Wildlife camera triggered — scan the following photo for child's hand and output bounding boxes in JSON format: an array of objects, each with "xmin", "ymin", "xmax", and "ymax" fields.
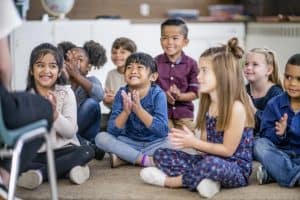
[
  {"xmin": 65, "ymin": 51, "xmax": 80, "ymax": 78},
  {"xmin": 275, "ymin": 113, "xmax": 288, "ymax": 136},
  {"xmin": 46, "ymin": 91, "xmax": 59, "ymax": 120},
  {"xmin": 103, "ymin": 88, "xmax": 115, "ymax": 105},
  {"xmin": 121, "ymin": 90, "xmax": 132, "ymax": 115},
  {"xmin": 131, "ymin": 90, "xmax": 142, "ymax": 113},
  {"xmin": 168, "ymin": 126, "xmax": 196, "ymax": 149},
  {"xmin": 166, "ymin": 91, "xmax": 175, "ymax": 105},
  {"xmin": 170, "ymin": 84, "xmax": 181, "ymax": 100}
]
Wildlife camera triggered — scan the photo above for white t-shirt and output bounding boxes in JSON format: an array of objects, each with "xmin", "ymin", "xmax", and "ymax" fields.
[{"xmin": 0, "ymin": 0, "xmax": 22, "ymax": 39}]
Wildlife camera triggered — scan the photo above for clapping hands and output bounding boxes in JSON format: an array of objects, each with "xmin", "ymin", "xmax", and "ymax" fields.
[
  {"xmin": 168, "ymin": 126, "xmax": 196, "ymax": 149},
  {"xmin": 121, "ymin": 90, "xmax": 142, "ymax": 114},
  {"xmin": 45, "ymin": 90, "xmax": 59, "ymax": 120},
  {"xmin": 166, "ymin": 84, "xmax": 181, "ymax": 105}
]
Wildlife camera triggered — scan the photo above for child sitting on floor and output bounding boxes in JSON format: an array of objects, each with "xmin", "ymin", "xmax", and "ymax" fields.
[
  {"xmin": 140, "ymin": 38, "xmax": 255, "ymax": 198},
  {"xmin": 95, "ymin": 52, "xmax": 172, "ymax": 168}
]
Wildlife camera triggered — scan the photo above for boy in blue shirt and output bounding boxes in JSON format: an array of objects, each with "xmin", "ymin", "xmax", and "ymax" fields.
[
  {"xmin": 95, "ymin": 52, "xmax": 171, "ymax": 168},
  {"xmin": 254, "ymin": 53, "xmax": 300, "ymax": 187}
]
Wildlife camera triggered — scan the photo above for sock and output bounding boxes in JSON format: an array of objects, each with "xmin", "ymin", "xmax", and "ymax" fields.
[{"xmin": 141, "ymin": 155, "xmax": 153, "ymax": 167}]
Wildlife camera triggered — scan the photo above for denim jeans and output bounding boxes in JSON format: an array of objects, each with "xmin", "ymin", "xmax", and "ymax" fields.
[
  {"xmin": 77, "ymin": 98, "xmax": 101, "ymax": 142},
  {"xmin": 253, "ymin": 138, "xmax": 300, "ymax": 187},
  {"xmin": 95, "ymin": 132, "xmax": 172, "ymax": 164}
]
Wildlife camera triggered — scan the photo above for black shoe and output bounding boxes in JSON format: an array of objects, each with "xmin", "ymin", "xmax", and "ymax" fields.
[{"xmin": 91, "ymin": 144, "xmax": 105, "ymax": 160}]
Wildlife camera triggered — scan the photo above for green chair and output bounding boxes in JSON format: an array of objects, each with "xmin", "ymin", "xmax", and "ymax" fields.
[{"xmin": 0, "ymin": 101, "xmax": 58, "ymax": 200}]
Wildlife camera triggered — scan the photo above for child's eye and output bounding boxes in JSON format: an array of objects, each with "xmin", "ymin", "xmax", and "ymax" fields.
[
  {"xmin": 50, "ymin": 64, "xmax": 58, "ymax": 69},
  {"xmin": 285, "ymin": 75, "xmax": 292, "ymax": 80},
  {"xmin": 36, "ymin": 63, "xmax": 44, "ymax": 68}
]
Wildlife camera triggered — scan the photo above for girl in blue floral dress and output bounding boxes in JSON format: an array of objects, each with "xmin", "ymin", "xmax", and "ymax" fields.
[{"xmin": 140, "ymin": 38, "xmax": 255, "ymax": 198}]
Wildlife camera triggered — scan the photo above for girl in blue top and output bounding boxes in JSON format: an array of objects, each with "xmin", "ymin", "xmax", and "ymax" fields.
[
  {"xmin": 95, "ymin": 52, "xmax": 172, "ymax": 168},
  {"xmin": 140, "ymin": 38, "xmax": 255, "ymax": 198}
]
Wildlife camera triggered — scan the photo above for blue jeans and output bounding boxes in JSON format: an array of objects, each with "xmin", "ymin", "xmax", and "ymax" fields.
[
  {"xmin": 253, "ymin": 138, "xmax": 300, "ymax": 187},
  {"xmin": 95, "ymin": 132, "xmax": 172, "ymax": 164},
  {"xmin": 77, "ymin": 98, "xmax": 101, "ymax": 142}
]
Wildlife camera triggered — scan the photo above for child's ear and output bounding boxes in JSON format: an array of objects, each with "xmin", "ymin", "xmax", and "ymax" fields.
[
  {"xmin": 184, "ymin": 38, "xmax": 189, "ymax": 46},
  {"xmin": 150, "ymin": 72, "xmax": 158, "ymax": 82},
  {"xmin": 266, "ymin": 64, "xmax": 273, "ymax": 76}
]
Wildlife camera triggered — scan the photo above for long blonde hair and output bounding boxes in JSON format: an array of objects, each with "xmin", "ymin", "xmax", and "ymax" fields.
[
  {"xmin": 196, "ymin": 38, "xmax": 255, "ymax": 132},
  {"xmin": 247, "ymin": 48, "xmax": 282, "ymax": 87}
]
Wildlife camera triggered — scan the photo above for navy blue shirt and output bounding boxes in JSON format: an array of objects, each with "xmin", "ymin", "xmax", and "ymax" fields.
[
  {"xmin": 261, "ymin": 92, "xmax": 300, "ymax": 154},
  {"xmin": 246, "ymin": 84, "xmax": 283, "ymax": 136},
  {"xmin": 107, "ymin": 84, "xmax": 169, "ymax": 142}
]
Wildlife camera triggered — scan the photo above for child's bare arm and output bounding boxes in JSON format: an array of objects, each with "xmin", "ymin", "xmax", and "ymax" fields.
[{"xmin": 185, "ymin": 101, "xmax": 246, "ymax": 157}]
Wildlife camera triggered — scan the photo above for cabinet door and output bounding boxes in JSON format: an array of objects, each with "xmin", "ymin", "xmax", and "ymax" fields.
[
  {"xmin": 53, "ymin": 21, "xmax": 91, "ymax": 46},
  {"xmin": 90, "ymin": 19, "xmax": 131, "ymax": 84},
  {"xmin": 10, "ymin": 22, "xmax": 54, "ymax": 90}
]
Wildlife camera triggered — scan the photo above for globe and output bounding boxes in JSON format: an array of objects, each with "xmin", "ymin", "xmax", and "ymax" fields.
[{"xmin": 41, "ymin": 0, "xmax": 75, "ymax": 19}]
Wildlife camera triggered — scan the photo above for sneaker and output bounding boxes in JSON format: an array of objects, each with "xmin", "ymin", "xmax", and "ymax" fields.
[
  {"xmin": 109, "ymin": 153, "xmax": 128, "ymax": 168},
  {"xmin": 91, "ymin": 143, "xmax": 105, "ymax": 160},
  {"xmin": 69, "ymin": 165, "xmax": 90, "ymax": 185},
  {"xmin": 256, "ymin": 165, "xmax": 270, "ymax": 185},
  {"xmin": 140, "ymin": 167, "xmax": 166, "ymax": 187},
  {"xmin": 17, "ymin": 170, "xmax": 43, "ymax": 190},
  {"xmin": 197, "ymin": 179, "xmax": 220, "ymax": 198}
]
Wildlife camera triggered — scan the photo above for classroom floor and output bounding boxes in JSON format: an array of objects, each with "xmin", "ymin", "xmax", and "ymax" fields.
[{"xmin": 16, "ymin": 156, "xmax": 300, "ymax": 200}]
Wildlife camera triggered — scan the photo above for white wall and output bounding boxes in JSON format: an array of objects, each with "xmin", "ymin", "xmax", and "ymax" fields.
[{"xmin": 10, "ymin": 20, "xmax": 245, "ymax": 114}]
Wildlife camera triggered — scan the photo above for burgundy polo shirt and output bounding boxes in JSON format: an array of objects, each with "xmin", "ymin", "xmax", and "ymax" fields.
[{"xmin": 155, "ymin": 52, "xmax": 199, "ymax": 119}]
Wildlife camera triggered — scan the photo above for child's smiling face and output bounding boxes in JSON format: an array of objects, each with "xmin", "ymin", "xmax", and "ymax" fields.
[
  {"xmin": 284, "ymin": 64, "xmax": 300, "ymax": 99},
  {"xmin": 32, "ymin": 53, "xmax": 59, "ymax": 90}
]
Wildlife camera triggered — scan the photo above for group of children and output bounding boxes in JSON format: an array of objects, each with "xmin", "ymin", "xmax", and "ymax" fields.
[{"xmin": 15, "ymin": 17, "xmax": 300, "ymax": 198}]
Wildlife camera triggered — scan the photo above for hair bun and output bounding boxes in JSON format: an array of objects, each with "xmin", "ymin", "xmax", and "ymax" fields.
[{"xmin": 227, "ymin": 37, "xmax": 244, "ymax": 59}]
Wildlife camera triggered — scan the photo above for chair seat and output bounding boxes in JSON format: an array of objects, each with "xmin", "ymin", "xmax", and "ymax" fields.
[{"xmin": 0, "ymin": 119, "xmax": 48, "ymax": 147}]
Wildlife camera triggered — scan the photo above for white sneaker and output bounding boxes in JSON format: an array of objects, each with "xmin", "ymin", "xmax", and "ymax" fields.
[
  {"xmin": 17, "ymin": 170, "xmax": 43, "ymax": 190},
  {"xmin": 197, "ymin": 178, "xmax": 221, "ymax": 198},
  {"xmin": 69, "ymin": 165, "xmax": 90, "ymax": 185},
  {"xmin": 140, "ymin": 167, "xmax": 166, "ymax": 187}
]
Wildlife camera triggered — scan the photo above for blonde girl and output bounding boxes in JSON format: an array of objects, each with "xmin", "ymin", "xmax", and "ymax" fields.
[{"xmin": 244, "ymin": 48, "xmax": 283, "ymax": 137}]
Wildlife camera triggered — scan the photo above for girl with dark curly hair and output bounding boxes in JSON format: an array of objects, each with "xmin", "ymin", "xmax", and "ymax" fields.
[{"xmin": 65, "ymin": 40, "xmax": 107, "ymax": 159}]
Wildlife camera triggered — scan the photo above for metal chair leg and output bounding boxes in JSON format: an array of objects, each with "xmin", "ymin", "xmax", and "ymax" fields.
[
  {"xmin": 45, "ymin": 134, "xmax": 58, "ymax": 200},
  {"xmin": 7, "ymin": 127, "xmax": 58, "ymax": 200},
  {"xmin": 7, "ymin": 139, "xmax": 23, "ymax": 200}
]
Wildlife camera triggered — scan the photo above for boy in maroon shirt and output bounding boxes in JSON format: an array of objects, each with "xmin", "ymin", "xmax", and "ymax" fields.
[{"xmin": 155, "ymin": 18, "xmax": 199, "ymax": 132}]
